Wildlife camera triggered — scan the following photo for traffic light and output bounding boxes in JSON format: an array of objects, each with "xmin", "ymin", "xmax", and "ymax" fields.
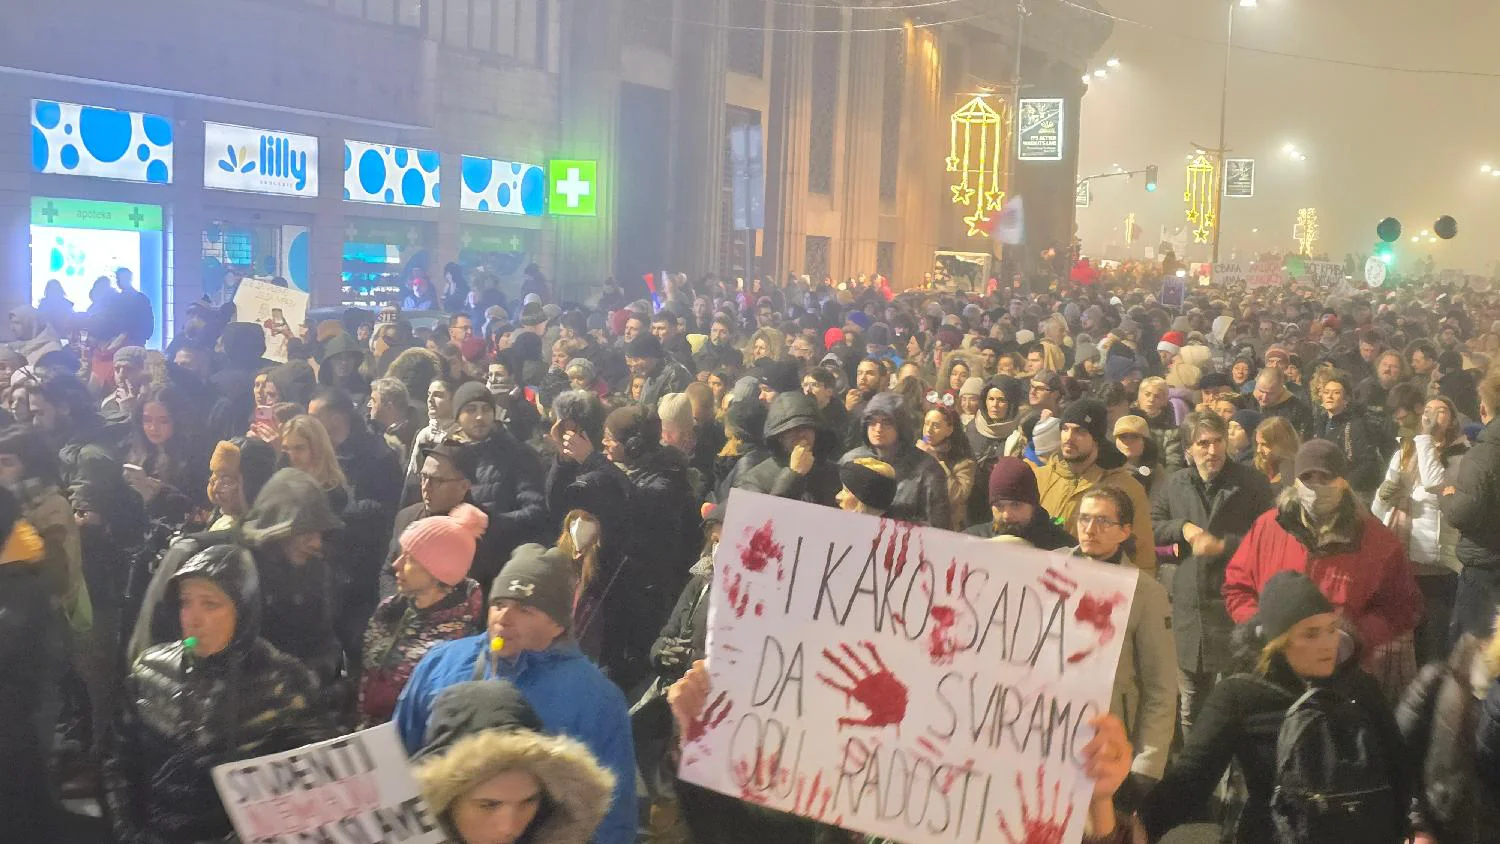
[
  {"xmin": 1374, "ymin": 242, "xmax": 1394, "ymax": 265},
  {"xmin": 1144, "ymin": 165, "xmax": 1159, "ymax": 192}
]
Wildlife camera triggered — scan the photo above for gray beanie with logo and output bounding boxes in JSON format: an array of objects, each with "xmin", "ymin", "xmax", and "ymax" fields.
[{"xmin": 489, "ymin": 543, "xmax": 574, "ymax": 630}]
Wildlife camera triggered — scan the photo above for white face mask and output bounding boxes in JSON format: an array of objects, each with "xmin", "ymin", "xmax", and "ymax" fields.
[
  {"xmin": 569, "ymin": 518, "xmax": 599, "ymax": 552},
  {"xmin": 1294, "ymin": 479, "xmax": 1343, "ymax": 518}
]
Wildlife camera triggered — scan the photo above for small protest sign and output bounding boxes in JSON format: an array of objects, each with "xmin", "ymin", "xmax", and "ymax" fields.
[
  {"xmin": 234, "ymin": 277, "xmax": 309, "ymax": 363},
  {"xmin": 678, "ymin": 490, "xmax": 1139, "ymax": 844},
  {"xmin": 212, "ymin": 722, "xmax": 444, "ymax": 844}
]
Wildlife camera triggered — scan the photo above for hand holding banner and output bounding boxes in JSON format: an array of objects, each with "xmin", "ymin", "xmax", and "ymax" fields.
[{"xmin": 678, "ymin": 490, "xmax": 1138, "ymax": 844}]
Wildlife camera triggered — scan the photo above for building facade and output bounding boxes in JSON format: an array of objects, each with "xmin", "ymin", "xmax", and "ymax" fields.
[{"xmin": 0, "ymin": 0, "xmax": 1106, "ymax": 346}]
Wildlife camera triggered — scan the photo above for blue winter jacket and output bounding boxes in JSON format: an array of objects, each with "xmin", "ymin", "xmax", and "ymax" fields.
[{"xmin": 393, "ymin": 636, "xmax": 637, "ymax": 844}]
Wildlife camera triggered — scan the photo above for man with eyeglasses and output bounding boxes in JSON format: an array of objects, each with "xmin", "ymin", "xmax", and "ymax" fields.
[
  {"xmin": 380, "ymin": 441, "xmax": 475, "ymax": 600},
  {"xmin": 1027, "ymin": 369, "xmax": 1064, "ymax": 415},
  {"xmin": 1069, "ymin": 485, "xmax": 1176, "ymax": 813}
]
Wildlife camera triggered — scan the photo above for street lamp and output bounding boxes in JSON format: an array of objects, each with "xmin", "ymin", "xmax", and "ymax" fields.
[
  {"xmin": 1210, "ymin": 0, "xmax": 1258, "ymax": 266},
  {"xmin": 1106, "ymin": 57, "xmax": 1121, "ymax": 68}
]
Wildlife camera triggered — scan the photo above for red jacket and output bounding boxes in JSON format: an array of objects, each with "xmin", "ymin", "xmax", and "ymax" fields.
[{"xmin": 1224, "ymin": 506, "xmax": 1423, "ymax": 654}]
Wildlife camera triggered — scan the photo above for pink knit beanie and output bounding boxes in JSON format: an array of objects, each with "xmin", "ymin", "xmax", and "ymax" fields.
[{"xmin": 399, "ymin": 503, "xmax": 489, "ymax": 586}]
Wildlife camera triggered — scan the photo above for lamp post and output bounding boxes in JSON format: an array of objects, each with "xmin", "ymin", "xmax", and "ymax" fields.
[{"xmin": 1211, "ymin": 0, "xmax": 1256, "ymax": 265}]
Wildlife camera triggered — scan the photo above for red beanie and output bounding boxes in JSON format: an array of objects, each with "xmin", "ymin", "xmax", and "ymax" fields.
[
  {"xmin": 988, "ymin": 457, "xmax": 1040, "ymax": 507},
  {"xmin": 398, "ymin": 503, "xmax": 489, "ymax": 586},
  {"xmin": 824, "ymin": 327, "xmax": 845, "ymax": 349}
]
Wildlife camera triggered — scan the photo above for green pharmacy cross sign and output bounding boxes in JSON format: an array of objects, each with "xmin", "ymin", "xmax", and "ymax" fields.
[
  {"xmin": 547, "ymin": 160, "xmax": 597, "ymax": 217},
  {"xmin": 31, "ymin": 196, "xmax": 163, "ymax": 231}
]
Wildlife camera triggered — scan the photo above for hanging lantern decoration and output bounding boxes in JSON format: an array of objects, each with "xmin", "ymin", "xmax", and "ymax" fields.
[
  {"xmin": 1124, "ymin": 212, "xmax": 1138, "ymax": 245},
  {"xmin": 1185, "ymin": 153, "xmax": 1218, "ymax": 244},
  {"xmin": 1294, "ymin": 207, "xmax": 1319, "ymax": 256},
  {"xmin": 948, "ymin": 94, "xmax": 1011, "ymax": 237}
]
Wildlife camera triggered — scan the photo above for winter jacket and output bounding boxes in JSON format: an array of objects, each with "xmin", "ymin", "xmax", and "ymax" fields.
[
  {"xmin": 638, "ymin": 357, "xmax": 693, "ymax": 409},
  {"xmin": 1151, "ymin": 462, "xmax": 1276, "ymax": 673},
  {"xmin": 461, "ymin": 428, "xmax": 549, "ymax": 591},
  {"xmin": 393, "ymin": 636, "xmax": 637, "ymax": 844},
  {"xmin": 1224, "ymin": 488, "xmax": 1424, "ymax": 656},
  {"xmin": 332, "ymin": 425, "xmax": 404, "ymax": 622},
  {"xmin": 102, "ymin": 546, "xmax": 336, "ymax": 844},
  {"xmin": 1397, "ymin": 634, "xmax": 1500, "ymax": 843},
  {"xmin": 1132, "ymin": 405, "xmax": 1185, "ymax": 472},
  {"xmin": 963, "ymin": 507, "xmax": 1076, "ymax": 549},
  {"xmin": 415, "ymin": 727, "xmax": 616, "ymax": 844},
  {"xmin": 1141, "ymin": 656, "xmax": 1409, "ymax": 844},
  {"xmin": 840, "ymin": 393, "xmax": 952, "ymax": 528},
  {"xmin": 1312, "ymin": 408, "xmax": 1385, "ymax": 493},
  {"xmin": 1070, "ymin": 547, "xmax": 1177, "ymax": 781},
  {"xmin": 1372, "ymin": 434, "xmax": 1467, "ymax": 569},
  {"xmin": 735, "ymin": 392, "xmax": 842, "ymax": 507},
  {"xmin": 1033, "ymin": 453, "xmax": 1157, "ymax": 573},
  {"xmin": 650, "ymin": 556, "xmax": 713, "ymax": 681},
  {"xmin": 1477, "ymin": 670, "xmax": 1500, "ymax": 795},
  {"xmin": 0, "ymin": 524, "xmax": 58, "ymax": 839},
  {"xmin": 358, "ymin": 579, "xmax": 483, "ymax": 726},
  {"xmin": 694, "ymin": 341, "xmax": 744, "ymax": 375},
  {"xmin": 1442, "ymin": 417, "xmax": 1500, "ymax": 572},
  {"xmin": 1259, "ymin": 391, "xmax": 1315, "ymax": 441}
]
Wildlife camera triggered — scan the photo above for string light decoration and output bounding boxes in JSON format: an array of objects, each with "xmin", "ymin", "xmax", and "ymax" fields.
[
  {"xmin": 1184, "ymin": 153, "xmax": 1218, "ymax": 244},
  {"xmin": 948, "ymin": 94, "xmax": 1010, "ymax": 237},
  {"xmin": 1294, "ymin": 207, "xmax": 1319, "ymax": 255}
]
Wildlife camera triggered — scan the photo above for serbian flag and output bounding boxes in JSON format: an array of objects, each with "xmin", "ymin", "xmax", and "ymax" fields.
[{"xmin": 643, "ymin": 272, "xmax": 662, "ymax": 310}]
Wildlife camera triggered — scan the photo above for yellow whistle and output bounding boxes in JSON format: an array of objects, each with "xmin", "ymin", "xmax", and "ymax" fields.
[{"xmin": 490, "ymin": 636, "xmax": 505, "ymax": 653}]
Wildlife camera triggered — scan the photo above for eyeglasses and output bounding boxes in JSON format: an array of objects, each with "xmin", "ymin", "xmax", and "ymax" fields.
[
  {"xmin": 1029, "ymin": 384, "xmax": 1054, "ymax": 394},
  {"xmin": 1077, "ymin": 515, "xmax": 1123, "ymax": 531},
  {"xmin": 420, "ymin": 473, "xmax": 463, "ymax": 486}
]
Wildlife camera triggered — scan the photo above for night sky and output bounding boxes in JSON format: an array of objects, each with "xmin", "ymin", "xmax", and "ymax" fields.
[{"xmin": 1073, "ymin": 0, "xmax": 1500, "ymax": 275}]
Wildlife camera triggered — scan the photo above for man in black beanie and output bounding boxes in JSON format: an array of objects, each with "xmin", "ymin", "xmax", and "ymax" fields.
[
  {"xmin": 1033, "ymin": 398, "xmax": 1157, "ymax": 571},
  {"xmin": 966, "ymin": 456, "xmax": 1074, "ymax": 548},
  {"xmin": 626, "ymin": 333, "xmax": 692, "ymax": 409},
  {"xmin": 393, "ymin": 543, "xmax": 637, "ymax": 844}
]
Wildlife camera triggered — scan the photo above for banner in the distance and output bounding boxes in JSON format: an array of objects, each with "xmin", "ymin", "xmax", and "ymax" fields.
[{"xmin": 678, "ymin": 490, "xmax": 1138, "ymax": 844}]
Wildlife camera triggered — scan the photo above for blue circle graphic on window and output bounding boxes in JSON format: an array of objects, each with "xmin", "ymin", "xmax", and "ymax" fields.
[
  {"xmin": 137, "ymin": 144, "xmax": 151, "ymax": 162},
  {"xmin": 141, "ymin": 114, "xmax": 172, "ymax": 147},
  {"xmin": 287, "ymin": 232, "xmax": 310, "ymax": 291},
  {"xmin": 60, "ymin": 144, "xmax": 80, "ymax": 170},
  {"xmin": 462, "ymin": 156, "xmax": 493, "ymax": 194},
  {"xmin": 146, "ymin": 160, "xmax": 169, "ymax": 183},
  {"xmin": 359, "ymin": 149, "xmax": 387, "ymax": 195},
  {"xmin": 433, "ymin": 184, "xmax": 441, "ymax": 204},
  {"xmin": 79, "ymin": 106, "xmax": 133, "ymax": 163},
  {"xmin": 34, "ymin": 100, "xmax": 60, "ymax": 130},
  {"xmin": 401, "ymin": 168, "xmax": 427, "ymax": 206},
  {"xmin": 32, "ymin": 127, "xmax": 48, "ymax": 172},
  {"xmin": 417, "ymin": 150, "xmax": 440, "ymax": 173},
  {"xmin": 498, "ymin": 183, "xmax": 512, "ymax": 208},
  {"xmin": 394, "ymin": 147, "xmax": 410, "ymax": 168},
  {"xmin": 520, "ymin": 167, "xmax": 546, "ymax": 215}
]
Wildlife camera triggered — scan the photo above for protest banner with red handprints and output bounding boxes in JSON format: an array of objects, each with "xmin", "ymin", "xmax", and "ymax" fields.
[{"xmin": 678, "ymin": 490, "xmax": 1138, "ymax": 844}]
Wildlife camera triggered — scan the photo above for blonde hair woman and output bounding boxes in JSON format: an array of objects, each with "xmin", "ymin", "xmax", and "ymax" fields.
[
  {"xmin": 747, "ymin": 327, "xmax": 785, "ymax": 364},
  {"xmin": 1252, "ymin": 416, "xmax": 1300, "ymax": 490},
  {"xmin": 278, "ymin": 414, "xmax": 348, "ymax": 493}
]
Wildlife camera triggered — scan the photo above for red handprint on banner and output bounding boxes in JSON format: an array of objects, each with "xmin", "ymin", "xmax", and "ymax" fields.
[
  {"xmin": 684, "ymin": 691, "xmax": 732, "ymax": 745},
  {"xmin": 816, "ymin": 641, "xmax": 909, "ymax": 729},
  {"xmin": 996, "ymin": 767, "xmax": 1074, "ymax": 844}
]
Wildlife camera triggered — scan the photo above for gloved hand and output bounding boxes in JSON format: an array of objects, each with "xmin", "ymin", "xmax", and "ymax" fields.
[
  {"xmin": 656, "ymin": 639, "xmax": 693, "ymax": 670},
  {"xmin": 1377, "ymin": 479, "xmax": 1400, "ymax": 502}
]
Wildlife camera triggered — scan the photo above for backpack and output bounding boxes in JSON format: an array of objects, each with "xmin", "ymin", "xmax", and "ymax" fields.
[{"xmin": 1269, "ymin": 685, "xmax": 1400, "ymax": 844}]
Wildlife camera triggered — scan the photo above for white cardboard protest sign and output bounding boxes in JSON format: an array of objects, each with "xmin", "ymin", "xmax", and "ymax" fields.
[
  {"xmin": 233, "ymin": 277, "xmax": 309, "ymax": 363},
  {"xmin": 212, "ymin": 722, "xmax": 444, "ymax": 844},
  {"xmin": 678, "ymin": 490, "xmax": 1138, "ymax": 844}
]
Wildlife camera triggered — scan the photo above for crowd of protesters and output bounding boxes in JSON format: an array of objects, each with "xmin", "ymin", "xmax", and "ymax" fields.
[{"xmin": 9, "ymin": 260, "xmax": 1500, "ymax": 843}]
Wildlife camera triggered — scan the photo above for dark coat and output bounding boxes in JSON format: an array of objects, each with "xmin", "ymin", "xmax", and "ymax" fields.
[
  {"xmin": 840, "ymin": 392, "xmax": 951, "ymax": 528},
  {"xmin": 1474, "ymin": 663, "xmax": 1500, "ymax": 796},
  {"xmin": 1312, "ymin": 407, "xmax": 1385, "ymax": 493},
  {"xmin": 1260, "ymin": 392, "xmax": 1315, "ymax": 441},
  {"xmin": 462, "ymin": 429, "xmax": 549, "ymax": 591},
  {"xmin": 1151, "ymin": 462, "xmax": 1275, "ymax": 673},
  {"xmin": 357, "ymin": 579, "xmax": 483, "ymax": 727},
  {"xmin": 735, "ymin": 393, "xmax": 841, "ymax": 507},
  {"xmin": 102, "ymin": 547, "xmax": 335, "ymax": 843},
  {"xmin": 0, "ymin": 557, "xmax": 57, "ymax": 838},
  {"xmin": 1142, "ymin": 658, "xmax": 1409, "ymax": 844},
  {"xmin": 1442, "ymin": 417, "xmax": 1500, "ymax": 572},
  {"xmin": 650, "ymin": 557, "xmax": 712, "ymax": 683},
  {"xmin": 638, "ymin": 358, "xmax": 693, "ymax": 409},
  {"xmin": 1398, "ymin": 635, "xmax": 1500, "ymax": 843},
  {"xmin": 333, "ymin": 426, "xmax": 404, "ymax": 605},
  {"xmin": 693, "ymin": 342, "xmax": 743, "ymax": 376}
]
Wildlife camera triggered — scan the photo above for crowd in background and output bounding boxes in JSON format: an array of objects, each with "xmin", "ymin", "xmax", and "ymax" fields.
[{"xmin": 6, "ymin": 259, "xmax": 1500, "ymax": 843}]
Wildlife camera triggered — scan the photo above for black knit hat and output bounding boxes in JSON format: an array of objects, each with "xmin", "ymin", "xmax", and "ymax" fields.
[
  {"xmin": 1253, "ymin": 571, "xmax": 1334, "ymax": 641},
  {"xmin": 754, "ymin": 359, "xmax": 801, "ymax": 395},
  {"xmin": 1059, "ymin": 398, "xmax": 1126, "ymax": 469},
  {"xmin": 490, "ymin": 544, "xmax": 574, "ymax": 631},
  {"xmin": 453, "ymin": 381, "xmax": 494, "ymax": 414},
  {"xmin": 624, "ymin": 333, "xmax": 664, "ymax": 359},
  {"xmin": 839, "ymin": 459, "xmax": 897, "ymax": 512},
  {"xmin": 411, "ymin": 680, "xmax": 543, "ymax": 763}
]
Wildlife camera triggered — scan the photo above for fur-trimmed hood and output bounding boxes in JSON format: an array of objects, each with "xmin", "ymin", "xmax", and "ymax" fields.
[{"xmin": 415, "ymin": 729, "xmax": 616, "ymax": 844}]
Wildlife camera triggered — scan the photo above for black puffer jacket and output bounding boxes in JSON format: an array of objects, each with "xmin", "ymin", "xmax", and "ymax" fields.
[
  {"xmin": 1398, "ymin": 635, "xmax": 1500, "ymax": 843},
  {"xmin": 102, "ymin": 545, "xmax": 336, "ymax": 844},
  {"xmin": 462, "ymin": 428, "xmax": 548, "ymax": 591},
  {"xmin": 1443, "ymin": 417, "xmax": 1500, "ymax": 571},
  {"xmin": 839, "ymin": 392, "xmax": 951, "ymax": 528},
  {"xmin": 735, "ymin": 392, "xmax": 841, "ymax": 506},
  {"xmin": 1312, "ymin": 407, "xmax": 1385, "ymax": 493}
]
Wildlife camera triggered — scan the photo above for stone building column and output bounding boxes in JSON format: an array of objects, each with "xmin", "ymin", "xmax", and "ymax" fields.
[
  {"xmin": 762, "ymin": 3, "xmax": 812, "ymax": 283},
  {"xmin": 836, "ymin": 17, "xmax": 883, "ymax": 282},
  {"xmin": 667, "ymin": 0, "xmax": 729, "ymax": 278},
  {"xmin": 554, "ymin": 0, "xmax": 623, "ymax": 296},
  {"xmin": 893, "ymin": 25, "xmax": 945, "ymax": 289}
]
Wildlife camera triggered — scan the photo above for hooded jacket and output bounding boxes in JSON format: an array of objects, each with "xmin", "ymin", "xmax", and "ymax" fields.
[
  {"xmin": 358, "ymin": 579, "xmax": 483, "ymax": 727},
  {"xmin": 393, "ymin": 637, "xmax": 637, "ymax": 844},
  {"xmin": 734, "ymin": 392, "xmax": 841, "ymax": 506},
  {"xmin": 417, "ymin": 728, "xmax": 615, "ymax": 844},
  {"xmin": 839, "ymin": 392, "xmax": 951, "ymax": 528},
  {"xmin": 1442, "ymin": 417, "xmax": 1500, "ymax": 572},
  {"xmin": 206, "ymin": 322, "xmax": 268, "ymax": 442},
  {"xmin": 102, "ymin": 545, "xmax": 335, "ymax": 843},
  {"xmin": 461, "ymin": 427, "xmax": 549, "ymax": 591},
  {"xmin": 1224, "ymin": 486, "xmax": 1423, "ymax": 659}
]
